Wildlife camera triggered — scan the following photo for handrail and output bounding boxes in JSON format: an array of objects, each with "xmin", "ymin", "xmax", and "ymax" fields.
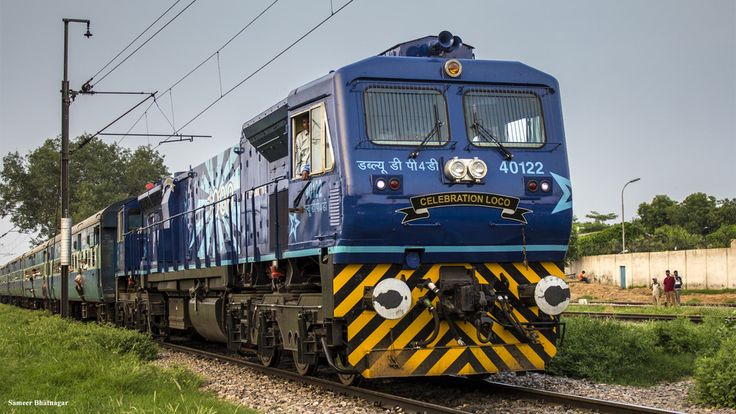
[
  {"xmin": 124, "ymin": 175, "xmax": 288, "ymax": 235},
  {"xmin": 121, "ymin": 175, "xmax": 289, "ymax": 275}
]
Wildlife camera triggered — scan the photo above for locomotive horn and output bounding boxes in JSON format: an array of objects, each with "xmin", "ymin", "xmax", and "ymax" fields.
[
  {"xmin": 451, "ymin": 35, "xmax": 462, "ymax": 50},
  {"xmin": 437, "ymin": 30, "xmax": 453, "ymax": 48},
  {"xmin": 429, "ymin": 30, "xmax": 454, "ymax": 54}
]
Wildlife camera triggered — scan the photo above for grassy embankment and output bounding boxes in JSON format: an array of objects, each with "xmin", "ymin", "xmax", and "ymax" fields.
[
  {"xmin": 550, "ymin": 316, "xmax": 736, "ymax": 408},
  {"xmin": 568, "ymin": 303, "xmax": 736, "ymax": 317},
  {"xmin": 0, "ymin": 304, "xmax": 249, "ymax": 413}
]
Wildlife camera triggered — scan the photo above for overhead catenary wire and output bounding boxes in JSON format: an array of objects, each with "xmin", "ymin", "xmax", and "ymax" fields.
[
  {"xmin": 86, "ymin": 0, "xmax": 183, "ymax": 85},
  {"xmin": 91, "ymin": 0, "xmax": 199, "ymax": 88},
  {"xmin": 153, "ymin": 0, "xmax": 356, "ymax": 148},
  {"xmin": 0, "ymin": 226, "xmax": 18, "ymax": 241},
  {"xmin": 107, "ymin": 0, "xmax": 283, "ymax": 146},
  {"xmin": 165, "ymin": 0, "xmax": 281, "ymax": 93},
  {"xmin": 73, "ymin": 92, "xmax": 157, "ymax": 151},
  {"xmin": 87, "ymin": 0, "xmax": 352, "ymax": 150}
]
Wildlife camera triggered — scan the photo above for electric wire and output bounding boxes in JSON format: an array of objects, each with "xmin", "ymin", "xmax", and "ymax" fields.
[
  {"xmin": 92, "ymin": 0, "xmax": 199, "ymax": 87},
  {"xmin": 0, "ymin": 226, "xmax": 18, "ymax": 240},
  {"xmin": 86, "ymin": 0, "xmax": 280, "ymax": 148},
  {"xmin": 87, "ymin": 0, "xmax": 351, "ymax": 150},
  {"xmin": 153, "ymin": 0, "xmax": 356, "ymax": 148},
  {"xmin": 116, "ymin": 108, "xmax": 149, "ymax": 145},
  {"xmin": 165, "ymin": 0, "xmax": 280, "ymax": 92},
  {"xmin": 73, "ymin": 93, "xmax": 156, "ymax": 151},
  {"xmin": 87, "ymin": 0, "xmax": 183, "ymax": 84}
]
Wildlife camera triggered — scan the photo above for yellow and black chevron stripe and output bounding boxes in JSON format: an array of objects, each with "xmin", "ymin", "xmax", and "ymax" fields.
[{"xmin": 332, "ymin": 262, "xmax": 565, "ymax": 378}]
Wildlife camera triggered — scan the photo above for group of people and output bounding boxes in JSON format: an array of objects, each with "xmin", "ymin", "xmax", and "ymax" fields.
[
  {"xmin": 651, "ymin": 270, "xmax": 683, "ymax": 306},
  {"xmin": 24, "ymin": 260, "xmax": 88, "ymax": 303}
]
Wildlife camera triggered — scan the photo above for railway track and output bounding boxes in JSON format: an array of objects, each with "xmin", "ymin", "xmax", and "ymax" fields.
[
  {"xmin": 575, "ymin": 301, "xmax": 736, "ymax": 308},
  {"xmin": 161, "ymin": 341, "xmax": 685, "ymax": 414},
  {"xmin": 480, "ymin": 381, "xmax": 684, "ymax": 414},
  {"xmin": 563, "ymin": 311, "xmax": 735, "ymax": 324},
  {"xmin": 162, "ymin": 341, "xmax": 469, "ymax": 414}
]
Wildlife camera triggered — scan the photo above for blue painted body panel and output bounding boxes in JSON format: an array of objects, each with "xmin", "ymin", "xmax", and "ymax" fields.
[{"xmin": 118, "ymin": 54, "xmax": 572, "ymax": 274}]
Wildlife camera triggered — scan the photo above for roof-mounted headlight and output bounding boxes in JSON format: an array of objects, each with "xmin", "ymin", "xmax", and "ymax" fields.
[{"xmin": 444, "ymin": 59, "xmax": 462, "ymax": 78}]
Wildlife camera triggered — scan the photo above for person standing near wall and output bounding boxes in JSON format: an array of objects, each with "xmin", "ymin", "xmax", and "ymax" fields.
[
  {"xmin": 673, "ymin": 270, "xmax": 683, "ymax": 306},
  {"xmin": 663, "ymin": 270, "xmax": 676, "ymax": 307},
  {"xmin": 651, "ymin": 278, "xmax": 661, "ymax": 306}
]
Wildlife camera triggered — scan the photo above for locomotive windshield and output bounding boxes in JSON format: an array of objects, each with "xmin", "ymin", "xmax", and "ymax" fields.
[
  {"xmin": 364, "ymin": 86, "xmax": 449, "ymax": 145},
  {"xmin": 463, "ymin": 90, "xmax": 545, "ymax": 147}
]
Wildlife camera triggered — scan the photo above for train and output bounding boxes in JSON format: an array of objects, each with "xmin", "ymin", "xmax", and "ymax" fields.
[{"xmin": 0, "ymin": 31, "xmax": 573, "ymax": 385}]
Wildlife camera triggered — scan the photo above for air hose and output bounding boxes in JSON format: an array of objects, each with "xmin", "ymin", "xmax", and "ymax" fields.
[
  {"xmin": 417, "ymin": 280, "xmax": 466, "ymax": 347},
  {"xmin": 412, "ymin": 298, "xmax": 441, "ymax": 347}
]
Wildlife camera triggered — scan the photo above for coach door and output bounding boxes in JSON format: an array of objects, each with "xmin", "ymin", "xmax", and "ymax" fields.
[{"xmin": 287, "ymin": 104, "xmax": 336, "ymax": 251}]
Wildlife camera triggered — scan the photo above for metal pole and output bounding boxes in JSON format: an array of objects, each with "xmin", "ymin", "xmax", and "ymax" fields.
[
  {"xmin": 620, "ymin": 178, "xmax": 641, "ymax": 254},
  {"xmin": 60, "ymin": 18, "xmax": 90, "ymax": 318},
  {"xmin": 60, "ymin": 19, "xmax": 70, "ymax": 318}
]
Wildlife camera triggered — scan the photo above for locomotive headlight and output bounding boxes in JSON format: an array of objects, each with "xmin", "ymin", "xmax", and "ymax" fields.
[
  {"xmin": 468, "ymin": 158, "xmax": 487, "ymax": 180},
  {"xmin": 372, "ymin": 278, "xmax": 413, "ymax": 320},
  {"xmin": 444, "ymin": 158, "xmax": 467, "ymax": 181},
  {"xmin": 533, "ymin": 276, "xmax": 571, "ymax": 316}
]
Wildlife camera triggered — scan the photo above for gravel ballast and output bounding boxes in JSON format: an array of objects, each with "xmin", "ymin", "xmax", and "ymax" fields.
[{"xmin": 153, "ymin": 348, "xmax": 734, "ymax": 413}]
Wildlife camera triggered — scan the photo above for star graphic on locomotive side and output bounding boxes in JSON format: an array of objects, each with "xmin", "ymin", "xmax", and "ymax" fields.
[
  {"xmin": 550, "ymin": 172, "xmax": 572, "ymax": 214},
  {"xmin": 288, "ymin": 212, "xmax": 301, "ymax": 240}
]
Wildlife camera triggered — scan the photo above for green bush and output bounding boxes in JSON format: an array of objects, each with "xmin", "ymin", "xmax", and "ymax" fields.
[
  {"xmin": 548, "ymin": 317, "xmax": 730, "ymax": 385},
  {"xmin": 694, "ymin": 335, "xmax": 736, "ymax": 408},
  {"xmin": 650, "ymin": 318, "xmax": 722, "ymax": 355}
]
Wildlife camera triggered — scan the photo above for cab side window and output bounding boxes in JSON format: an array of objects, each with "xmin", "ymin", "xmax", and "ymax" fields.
[{"xmin": 292, "ymin": 104, "xmax": 334, "ymax": 178}]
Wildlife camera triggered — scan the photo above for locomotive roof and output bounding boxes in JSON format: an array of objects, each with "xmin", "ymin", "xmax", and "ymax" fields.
[{"xmin": 333, "ymin": 55, "xmax": 559, "ymax": 89}]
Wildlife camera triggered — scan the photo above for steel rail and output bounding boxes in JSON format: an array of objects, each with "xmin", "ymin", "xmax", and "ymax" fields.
[
  {"xmin": 572, "ymin": 301, "xmax": 736, "ymax": 308},
  {"xmin": 563, "ymin": 311, "xmax": 735, "ymax": 324},
  {"xmin": 482, "ymin": 381, "xmax": 685, "ymax": 414},
  {"xmin": 160, "ymin": 342, "xmax": 468, "ymax": 414},
  {"xmin": 162, "ymin": 342, "xmax": 686, "ymax": 414}
]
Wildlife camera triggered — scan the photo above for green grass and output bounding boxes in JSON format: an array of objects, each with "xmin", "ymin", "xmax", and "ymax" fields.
[
  {"xmin": 0, "ymin": 304, "xmax": 250, "ymax": 414},
  {"xmin": 568, "ymin": 303, "xmax": 736, "ymax": 318},
  {"xmin": 548, "ymin": 316, "xmax": 734, "ymax": 387},
  {"xmin": 681, "ymin": 288, "xmax": 736, "ymax": 295}
]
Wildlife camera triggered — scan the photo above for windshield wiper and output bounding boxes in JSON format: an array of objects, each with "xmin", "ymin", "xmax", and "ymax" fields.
[
  {"xmin": 471, "ymin": 109, "xmax": 513, "ymax": 160},
  {"xmin": 409, "ymin": 104, "xmax": 443, "ymax": 159}
]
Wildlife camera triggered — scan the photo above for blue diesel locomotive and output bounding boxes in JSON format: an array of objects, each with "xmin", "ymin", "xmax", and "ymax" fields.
[{"xmin": 1, "ymin": 31, "xmax": 573, "ymax": 384}]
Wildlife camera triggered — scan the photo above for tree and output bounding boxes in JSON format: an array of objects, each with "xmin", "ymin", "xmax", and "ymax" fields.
[
  {"xmin": 637, "ymin": 195, "xmax": 677, "ymax": 232},
  {"xmin": 565, "ymin": 216, "xmax": 580, "ymax": 264},
  {"xmin": 648, "ymin": 225, "xmax": 703, "ymax": 251},
  {"xmin": 670, "ymin": 193, "xmax": 718, "ymax": 236},
  {"xmin": 705, "ymin": 224, "xmax": 736, "ymax": 248},
  {"xmin": 716, "ymin": 198, "xmax": 736, "ymax": 227},
  {"xmin": 0, "ymin": 136, "xmax": 169, "ymax": 243},
  {"xmin": 578, "ymin": 210, "xmax": 618, "ymax": 233},
  {"xmin": 585, "ymin": 211, "xmax": 618, "ymax": 223}
]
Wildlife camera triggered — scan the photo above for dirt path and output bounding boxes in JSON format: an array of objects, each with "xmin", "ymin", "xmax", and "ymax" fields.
[{"xmin": 569, "ymin": 281, "xmax": 736, "ymax": 305}]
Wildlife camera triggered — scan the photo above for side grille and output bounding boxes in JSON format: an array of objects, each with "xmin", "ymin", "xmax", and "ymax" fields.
[{"xmin": 329, "ymin": 184, "xmax": 341, "ymax": 227}]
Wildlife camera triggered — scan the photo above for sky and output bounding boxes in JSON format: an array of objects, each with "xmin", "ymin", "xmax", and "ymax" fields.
[{"xmin": 1, "ymin": 0, "xmax": 734, "ymax": 259}]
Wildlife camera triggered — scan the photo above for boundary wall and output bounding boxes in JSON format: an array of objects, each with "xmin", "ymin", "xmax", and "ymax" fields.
[{"xmin": 566, "ymin": 240, "xmax": 736, "ymax": 289}]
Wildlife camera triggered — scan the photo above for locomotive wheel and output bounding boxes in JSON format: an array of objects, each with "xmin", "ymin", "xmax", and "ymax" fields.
[
  {"xmin": 337, "ymin": 373, "xmax": 361, "ymax": 386},
  {"xmin": 293, "ymin": 351, "xmax": 317, "ymax": 376},
  {"xmin": 258, "ymin": 347, "xmax": 281, "ymax": 367}
]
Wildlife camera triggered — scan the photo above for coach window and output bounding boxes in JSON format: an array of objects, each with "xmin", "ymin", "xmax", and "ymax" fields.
[{"xmin": 292, "ymin": 104, "xmax": 334, "ymax": 178}]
